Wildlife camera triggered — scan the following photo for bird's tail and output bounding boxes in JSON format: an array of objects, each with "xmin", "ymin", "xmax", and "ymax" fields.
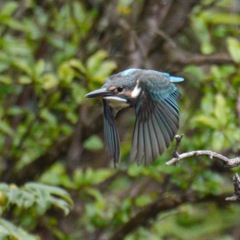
[
  {"xmin": 162, "ymin": 72, "xmax": 184, "ymax": 82},
  {"xmin": 169, "ymin": 76, "xmax": 184, "ymax": 82}
]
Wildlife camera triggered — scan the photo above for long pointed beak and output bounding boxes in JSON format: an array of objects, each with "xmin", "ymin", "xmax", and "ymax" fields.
[{"xmin": 85, "ymin": 88, "xmax": 112, "ymax": 98}]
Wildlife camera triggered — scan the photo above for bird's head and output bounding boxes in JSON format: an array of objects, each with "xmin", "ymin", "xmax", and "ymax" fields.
[{"xmin": 85, "ymin": 69, "xmax": 142, "ymax": 108}]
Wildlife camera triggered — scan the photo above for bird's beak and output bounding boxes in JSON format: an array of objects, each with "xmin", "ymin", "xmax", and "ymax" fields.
[{"xmin": 85, "ymin": 88, "xmax": 112, "ymax": 98}]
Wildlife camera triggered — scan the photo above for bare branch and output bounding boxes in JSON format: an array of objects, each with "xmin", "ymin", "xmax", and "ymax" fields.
[
  {"xmin": 166, "ymin": 150, "xmax": 240, "ymax": 168},
  {"xmin": 172, "ymin": 134, "xmax": 184, "ymax": 158},
  {"xmin": 226, "ymin": 174, "xmax": 240, "ymax": 201},
  {"xmin": 166, "ymin": 136, "xmax": 240, "ymax": 201},
  {"xmin": 166, "ymin": 136, "xmax": 240, "ymax": 168},
  {"xmin": 175, "ymin": 53, "xmax": 234, "ymax": 66},
  {"xmin": 161, "ymin": 0, "xmax": 201, "ymax": 37}
]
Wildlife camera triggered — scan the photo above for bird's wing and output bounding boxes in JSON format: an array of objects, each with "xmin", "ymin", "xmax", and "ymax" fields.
[
  {"xmin": 103, "ymin": 99, "xmax": 120, "ymax": 166},
  {"xmin": 130, "ymin": 72, "xmax": 181, "ymax": 165}
]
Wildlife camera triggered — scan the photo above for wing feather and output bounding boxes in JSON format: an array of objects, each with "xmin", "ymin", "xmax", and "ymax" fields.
[
  {"xmin": 103, "ymin": 100, "xmax": 120, "ymax": 166},
  {"xmin": 147, "ymin": 116, "xmax": 160, "ymax": 162},
  {"xmin": 130, "ymin": 71, "xmax": 181, "ymax": 164}
]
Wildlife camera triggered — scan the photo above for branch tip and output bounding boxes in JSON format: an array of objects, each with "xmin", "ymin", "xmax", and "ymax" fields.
[
  {"xmin": 172, "ymin": 134, "xmax": 184, "ymax": 158},
  {"xmin": 166, "ymin": 140, "xmax": 240, "ymax": 201},
  {"xmin": 226, "ymin": 174, "xmax": 240, "ymax": 201}
]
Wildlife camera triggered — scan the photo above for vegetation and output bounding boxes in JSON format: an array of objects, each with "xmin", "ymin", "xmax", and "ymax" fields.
[{"xmin": 0, "ymin": 0, "xmax": 239, "ymax": 239}]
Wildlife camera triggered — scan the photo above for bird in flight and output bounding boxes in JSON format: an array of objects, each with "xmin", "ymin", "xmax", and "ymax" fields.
[{"xmin": 85, "ymin": 68, "xmax": 184, "ymax": 166}]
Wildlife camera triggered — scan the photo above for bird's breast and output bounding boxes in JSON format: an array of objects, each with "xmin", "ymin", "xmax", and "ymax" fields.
[{"xmin": 104, "ymin": 96, "xmax": 131, "ymax": 110}]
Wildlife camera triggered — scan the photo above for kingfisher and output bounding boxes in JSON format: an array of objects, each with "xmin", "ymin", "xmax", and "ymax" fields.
[{"xmin": 85, "ymin": 68, "xmax": 184, "ymax": 166}]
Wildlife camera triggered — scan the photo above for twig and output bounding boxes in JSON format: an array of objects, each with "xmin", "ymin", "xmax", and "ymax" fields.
[
  {"xmin": 166, "ymin": 136, "xmax": 240, "ymax": 168},
  {"xmin": 172, "ymin": 134, "xmax": 183, "ymax": 158},
  {"xmin": 175, "ymin": 53, "xmax": 234, "ymax": 66},
  {"xmin": 166, "ymin": 150, "xmax": 240, "ymax": 168},
  {"xmin": 226, "ymin": 174, "xmax": 240, "ymax": 201},
  {"xmin": 166, "ymin": 135, "xmax": 240, "ymax": 201},
  {"xmin": 156, "ymin": 30, "xmax": 177, "ymax": 48}
]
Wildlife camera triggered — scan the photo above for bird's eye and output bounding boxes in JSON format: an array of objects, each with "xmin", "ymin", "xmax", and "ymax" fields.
[{"xmin": 117, "ymin": 87, "xmax": 123, "ymax": 92}]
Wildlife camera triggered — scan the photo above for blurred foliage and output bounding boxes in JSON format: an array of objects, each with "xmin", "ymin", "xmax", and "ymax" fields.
[
  {"xmin": 0, "ymin": 182, "xmax": 72, "ymax": 240},
  {"xmin": 0, "ymin": 218, "xmax": 39, "ymax": 240},
  {"xmin": 0, "ymin": 182, "xmax": 72, "ymax": 215},
  {"xmin": 125, "ymin": 204, "xmax": 240, "ymax": 240},
  {"xmin": 0, "ymin": 0, "xmax": 240, "ymax": 239}
]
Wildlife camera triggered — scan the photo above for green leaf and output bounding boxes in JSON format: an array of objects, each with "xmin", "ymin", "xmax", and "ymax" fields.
[
  {"xmin": 0, "ymin": 2, "xmax": 18, "ymax": 17},
  {"xmin": 40, "ymin": 109, "xmax": 57, "ymax": 124},
  {"xmin": 12, "ymin": 59, "xmax": 32, "ymax": 76},
  {"xmin": 24, "ymin": 183, "xmax": 73, "ymax": 215},
  {"xmin": 0, "ymin": 63, "xmax": 9, "ymax": 73},
  {"xmin": 214, "ymin": 94, "xmax": 227, "ymax": 127},
  {"xmin": 40, "ymin": 73, "xmax": 59, "ymax": 89},
  {"xmin": 91, "ymin": 61, "xmax": 117, "ymax": 82},
  {"xmin": 86, "ymin": 188, "xmax": 105, "ymax": 208},
  {"xmin": 203, "ymin": 12, "xmax": 240, "ymax": 25},
  {"xmin": 227, "ymin": 37, "xmax": 240, "ymax": 63},
  {"xmin": 34, "ymin": 59, "xmax": 45, "ymax": 77},
  {"xmin": 0, "ymin": 75, "xmax": 12, "ymax": 84},
  {"xmin": 193, "ymin": 115, "xmax": 217, "ymax": 129},
  {"xmin": 4, "ymin": 18, "xmax": 27, "ymax": 32},
  {"xmin": 83, "ymin": 135, "xmax": 104, "ymax": 151},
  {"xmin": 0, "ymin": 182, "xmax": 73, "ymax": 216},
  {"xmin": 0, "ymin": 121, "xmax": 14, "ymax": 136},
  {"xmin": 69, "ymin": 59, "xmax": 86, "ymax": 74},
  {"xmin": 191, "ymin": 15, "xmax": 214, "ymax": 54},
  {"xmin": 135, "ymin": 194, "xmax": 152, "ymax": 207},
  {"xmin": 71, "ymin": 82, "xmax": 86, "ymax": 104},
  {"xmin": 7, "ymin": 106, "xmax": 24, "ymax": 116},
  {"xmin": 58, "ymin": 61, "xmax": 75, "ymax": 85},
  {"xmin": 86, "ymin": 50, "xmax": 117, "ymax": 83},
  {"xmin": 211, "ymin": 131, "xmax": 225, "ymax": 151},
  {"xmin": 87, "ymin": 50, "xmax": 108, "ymax": 73},
  {"xmin": 184, "ymin": 65, "xmax": 205, "ymax": 84},
  {"xmin": 201, "ymin": 93, "xmax": 214, "ymax": 115},
  {"xmin": 18, "ymin": 75, "xmax": 32, "ymax": 84},
  {"xmin": 73, "ymin": 168, "xmax": 113, "ymax": 186},
  {"xmin": 39, "ymin": 163, "xmax": 73, "ymax": 188},
  {"xmin": 201, "ymin": 41, "xmax": 215, "ymax": 55},
  {"xmin": 0, "ymin": 219, "xmax": 39, "ymax": 240}
]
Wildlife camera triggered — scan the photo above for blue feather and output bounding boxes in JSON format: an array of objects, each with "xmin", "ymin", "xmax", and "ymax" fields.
[
  {"xmin": 161, "ymin": 72, "xmax": 184, "ymax": 82},
  {"xmin": 121, "ymin": 69, "xmax": 184, "ymax": 83},
  {"xmin": 169, "ymin": 76, "xmax": 184, "ymax": 82},
  {"xmin": 120, "ymin": 68, "xmax": 139, "ymax": 77}
]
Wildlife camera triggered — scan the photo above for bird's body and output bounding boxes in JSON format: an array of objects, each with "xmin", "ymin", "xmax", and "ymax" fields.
[{"xmin": 86, "ymin": 68, "xmax": 184, "ymax": 165}]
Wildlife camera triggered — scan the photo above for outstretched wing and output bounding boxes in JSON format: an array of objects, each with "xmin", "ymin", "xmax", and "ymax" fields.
[
  {"xmin": 103, "ymin": 99, "xmax": 120, "ymax": 166},
  {"xmin": 130, "ymin": 71, "xmax": 181, "ymax": 165}
]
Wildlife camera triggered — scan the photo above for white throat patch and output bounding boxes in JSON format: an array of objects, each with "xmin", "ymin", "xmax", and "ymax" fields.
[
  {"xmin": 104, "ymin": 96, "xmax": 129, "ymax": 109},
  {"xmin": 131, "ymin": 80, "xmax": 141, "ymax": 98},
  {"xmin": 104, "ymin": 96, "xmax": 127, "ymax": 102}
]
